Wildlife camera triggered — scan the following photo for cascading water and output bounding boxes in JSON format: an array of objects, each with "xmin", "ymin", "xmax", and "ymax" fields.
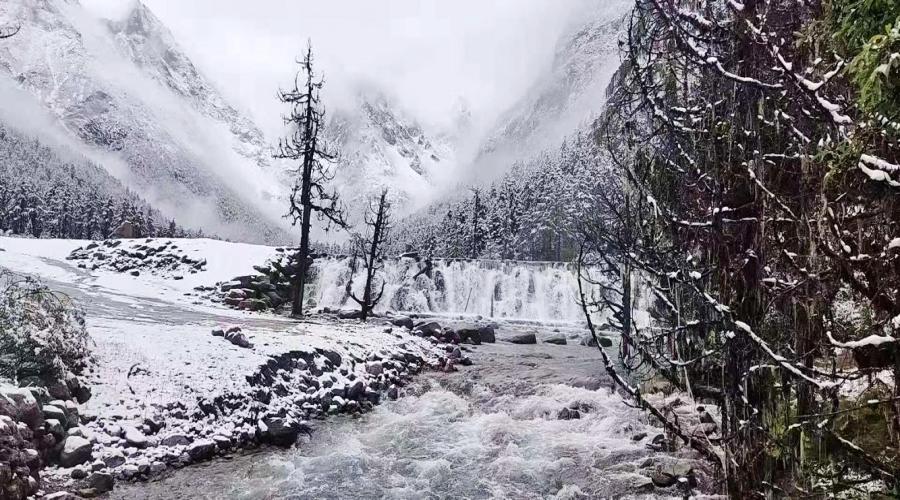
[{"xmin": 309, "ymin": 257, "xmax": 586, "ymax": 323}]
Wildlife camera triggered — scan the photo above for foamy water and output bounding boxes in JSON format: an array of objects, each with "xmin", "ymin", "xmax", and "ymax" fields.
[
  {"xmin": 311, "ymin": 257, "xmax": 586, "ymax": 323},
  {"xmin": 113, "ymin": 342, "xmax": 711, "ymax": 500}
]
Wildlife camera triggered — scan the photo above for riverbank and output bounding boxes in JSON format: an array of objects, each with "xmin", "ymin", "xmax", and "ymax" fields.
[
  {"xmin": 111, "ymin": 339, "xmax": 722, "ymax": 499},
  {"xmin": 0, "ymin": 237, "xmax": 450, "ymax": 497},
  {"xmin": 0, "ymin": 236, "xmax": 721, "ymax": 498}
]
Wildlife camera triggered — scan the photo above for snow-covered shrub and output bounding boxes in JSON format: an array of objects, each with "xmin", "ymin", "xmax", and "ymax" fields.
[{"xmin": 0, "ymin": 271, "xmax": 90, "ymax": 382}]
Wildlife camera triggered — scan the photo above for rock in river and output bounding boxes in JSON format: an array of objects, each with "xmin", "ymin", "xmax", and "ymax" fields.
[
  {"xmin": 507, "ymin": 333, "xmax": 537, "ymax": 345},
  {"xmin": 544, "ymin": 334, "xmax": 567, "ymax": 345}
]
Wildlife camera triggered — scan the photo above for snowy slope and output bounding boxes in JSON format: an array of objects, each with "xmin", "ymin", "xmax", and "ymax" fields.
[
  {"xmin": 0, "ymin": 0, "xmax": 288, "ymax": 243},
  {"xmin": 476, "ymin": 1, "xmax": 629, "ymax": 167},
  {"xmin": 326, "ymin": 89, "xmax": 458, "ymax": 219},
  {"xmin": 0, "ymin": 236, "xmax": 276, "ymax": 309}
]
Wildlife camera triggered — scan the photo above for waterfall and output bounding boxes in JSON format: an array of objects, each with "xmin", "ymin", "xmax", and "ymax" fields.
[{"xmin": 309, "ymin": 257, "xmax": 586, "ymax": 323}]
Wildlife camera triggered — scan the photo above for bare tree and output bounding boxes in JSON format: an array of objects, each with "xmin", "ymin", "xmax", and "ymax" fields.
[
  {"xmin": 346, "ymin": 189, "xmax": 391, "ymax": 321},
  {"xmin": 275, "ymin": 42, "xmax": 348, "ymax": 318}
]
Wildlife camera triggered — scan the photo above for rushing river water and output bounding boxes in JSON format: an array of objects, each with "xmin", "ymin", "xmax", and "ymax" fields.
[{"xmin": 113, "ymin": 328, "xmax": 712, "ymax": 500}]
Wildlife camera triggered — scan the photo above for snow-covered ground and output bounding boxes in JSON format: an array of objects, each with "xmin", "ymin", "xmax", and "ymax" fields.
[
  {"xmin": 0, "ymin": 236, "xmax": 446, "ymax": 491},
  {"xmin": 0, "ymin": 236, "xmax": 275, "ymax": 311}
]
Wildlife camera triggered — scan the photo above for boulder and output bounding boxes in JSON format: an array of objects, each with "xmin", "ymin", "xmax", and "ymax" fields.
[
  {"xmin": 42, "ymin": 404, "xmax": 69, "ymax": 429},
  {"xmin": 45, "ymin": 418, "xmax": 66, "ymax": 438},
  {"xmin": 337, "ymin": 310, "xmax": 364, "ymax": 320},
  {"xmin": 544, "ymin": 334, "xmax": 567, "ymax": 345},
  {"xmin": 59, "ymin": 436, "xmax": 93, "ymax": 467},
  {"xmin": 413, "ymin": 321, "xmax": 442, "ymax": 337},
  {"xmin": 260, "ymin": 417, "xmax": 308, "ymax": 447},
  {"xmin": 387, "ymin": 386, "xmax": 399, "ymax": 400},
  {"xmin": 580, "ymin": 335, "xmax": 613, "ymax": 348},
  {"xmin": 365, "ymin": 362, "xmax": 383, "ymax": 376},
  {"xmin": 507, "ymin": 333, "xmax": 537, "ymax": 345},
  {"xmin": 558, "ymin": 407, "xmax": 580, "ymax": 420},
  {"xmin": 265, "ymin": 291, "xmax": 285, "ymax": 307},
  {"xmin": 478, "ymin": 325, "xmax": 497, "ymax": 343},
  {"xmin": 87, "ymin": 472, "xmax": 115, "ymax": 493},
  {"xmin": 186, "ymin": 439, "xmax": 216, "ymax": 461},
  {"xmin": 65, "ymin": 373, "xmax": 91, "ymax": 404},
  {"xmin": 457, "ymin": 328, "xmax": 482, "ymax": 345},
  {"xmin": 225, "ymin": 330, "xmax": 252, "ymax": 349},
  {"xmin": 347, "ymin": 380, "xmax": 366, "ymax": 400},
  {"xmin": 102, "ymin": 449, "xmax": 126, "ymax": 468},
  {"xmin": 160, "ymin": 434, "xmax": 191, "ymax": 447},
  {"xmin": 390, "ymin": 316, "xmax": 414, "ymax": 330},
  {"xmin": 2, "ymin": 389, "xmax": 43, "ymax": 429},
  {"xmin": 219, "ymin": 281, "xmax": 243, "ymax": 292},
  {"xmin": 123, "ymin": 426, "xmax": 148, "ymax": 448}
]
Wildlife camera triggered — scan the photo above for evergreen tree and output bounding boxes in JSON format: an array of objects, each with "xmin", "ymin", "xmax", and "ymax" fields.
[{"xmin": 275, "ymin": 42, "xmax": 348, "ymax": 317}]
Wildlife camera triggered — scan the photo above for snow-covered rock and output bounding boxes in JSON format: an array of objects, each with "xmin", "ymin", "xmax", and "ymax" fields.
[{"xmin": 59, "ymin": 436, "xmax": 93, "ymax": 467}]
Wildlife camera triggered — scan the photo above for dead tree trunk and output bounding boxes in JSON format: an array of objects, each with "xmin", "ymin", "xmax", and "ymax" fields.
[{"xmin": 348, "ymin": 189, "xmax": 391, "ymax": 321}]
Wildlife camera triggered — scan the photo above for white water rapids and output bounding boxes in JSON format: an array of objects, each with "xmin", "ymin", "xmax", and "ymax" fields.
[
  {"xmin": 310, "ymin": 257, "xmax": 586, "ymax": 323},
  {"xmin": 114, "ymin": 340, "xmax": 710, "ymax": 499}
]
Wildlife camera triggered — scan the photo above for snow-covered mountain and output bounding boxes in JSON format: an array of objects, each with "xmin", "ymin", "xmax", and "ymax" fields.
[
  {"xmin": 475, "ymin": 1, "xmax": 629, "ymax": 170},
  {"xmin": 0, "ymin": 0, "xmax": 287, "ymax": 243},
  {"xmin": 326, "ymin": 89, "xmax": 458, "ymax": 219}
]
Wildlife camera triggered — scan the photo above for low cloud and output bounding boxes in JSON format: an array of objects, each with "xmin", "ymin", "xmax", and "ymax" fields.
[{"xmin": 82, "ymin": 0, "xmax": 592, "ymax": 138}]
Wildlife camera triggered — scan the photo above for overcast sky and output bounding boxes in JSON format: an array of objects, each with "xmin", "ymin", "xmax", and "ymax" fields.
[{"xmin": 81, "ymin": 0, "xmax": 590, "ymax": 137}]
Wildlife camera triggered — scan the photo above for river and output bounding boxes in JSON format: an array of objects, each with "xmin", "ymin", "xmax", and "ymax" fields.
[{"xmin": 112, "ymin": 325, "xmax": 714, "ymax": 499}]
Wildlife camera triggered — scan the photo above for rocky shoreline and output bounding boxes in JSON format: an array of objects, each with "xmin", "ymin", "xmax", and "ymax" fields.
[{"xmin": 1, "ymin": 313, "xmax": 471, "ymax": 499}]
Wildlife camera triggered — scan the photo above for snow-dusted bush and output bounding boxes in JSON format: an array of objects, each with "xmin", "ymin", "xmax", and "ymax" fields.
[{"xmin": 0, "ymin": 270, "xmax": 90, "ymax": 382}]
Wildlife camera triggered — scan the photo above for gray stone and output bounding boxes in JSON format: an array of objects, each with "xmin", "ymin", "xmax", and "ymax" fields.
[
  {"xmin": 413, "ymin": 321, "xmax": 442, "ymax": 337},
  {"xmin": 347, "ymin": 380, "xmax": 365, "ymax": 400},
  {"xmin": 102, "ymin": 449, "xmax": 126, "ymax": 468},
  {"xmin": 160, "ymin": 434, "xmax": 191, "ymax": 447},
  {"xmin": 1, "ymin": 388, "xmax": 43, "ymax": 429},
  {"xmin": 87, "ymin": 472, "xmax": 115, "ymax": 494},
  {"xmin": 45, "ymin": 418, "xmax": 66, "ymax": 438},
  {"xmin": 42, "ymin": 404, "xmax": 68, "ymax": 428},
  {"xmin": 123, "ymin": 426, "xmax": 148, "ymax": 448},
  {"xmin": 365, "ymin": 362, "xmax": 383, "ymax": 376},
  {"xmin": 557, "ymin": 407, "xmax": 581, "ymax": 420},
  {"xmin": 390, "ymin": 316, "xmax": 414, "ymax": 329},
  {"xmin": 186, "ymin": 439, "xmax": 217, "ymax": 461},
  {"xmin": 507, "ymin": 333, "xmax": 537, "ymax": 345},
  {"xmin": 59, "ymin": 436, "xmax": 93, "ymax": 467},
  {"xmin": 225, "ymin": 330, "xmax": 252, "ymax": 348},
  {"xmin": 478, "ymin": 325, "xmax": 497, "ymax": 343},
  {"xmin": 544, "ymin": 334, "xmax": 567, "ymax": 345},
  {"xmin": 457, "ymin": 328, "xmax": 482, "ymax": 345},
  {"xmin": 261, "ymin": 417, "xmax": 308, "ymax": 447}
]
